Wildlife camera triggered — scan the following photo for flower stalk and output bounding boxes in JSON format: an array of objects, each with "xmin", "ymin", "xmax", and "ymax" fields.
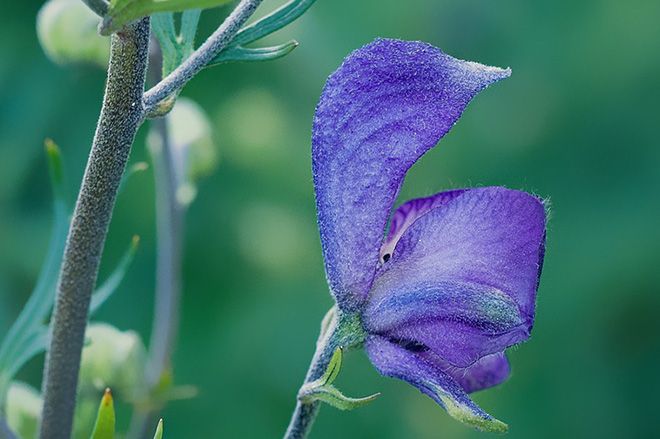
[
  {"xmin": 284, "ymin": 308, "xmax": 366, "ymax": 439},
  {"xmin": 127, "ymin": 43, "xmax": 185, "ymax": 439},
  {"xmin": 39, "ymin": 18, "xmax": 151, "ymax": 439}
]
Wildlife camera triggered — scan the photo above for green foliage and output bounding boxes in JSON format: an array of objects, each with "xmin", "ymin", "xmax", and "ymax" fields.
[
  {"xmin": 90, "ymin": 389, "xmax": 115, "ymax": 439},
  {"xmin": 89, "ymin": 236, "xmax": 141, "ymax": 313},
  {"xmin": 208, "ymin": 40, "xmax": 299, "ymax": 65},
  {"xmin": 37, "ymin": 0, "xmax": 110, "ymax": 67},
  {"xmin": 298, "ymin": 348, "xmax": 380, "ymax": 411},
  {"xmin": 231, "ymin": 0, "xmax": 317, "ymax": 46},
  {"xmin": 102, "ymin": 0, "xmax": 232, "ymax": 35},
  {"xmin": 88, "ymin": 390, "xmax": 164, "ymax": 439},
  {"xmin": 0, "ymin": 141, "xmax": 68, "ymax": 408},
  {"xmin": 153, "ymin": 419, "xmax": 164, "ymax": 439}
]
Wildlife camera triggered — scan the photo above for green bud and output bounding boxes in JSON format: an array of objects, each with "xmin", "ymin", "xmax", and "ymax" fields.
[
  {"xmin": 149, "ymin": 98, "xmax": 215, "ymax": 207},
  {"xmin": 79, "ymin": 323, "xmax": 147, "ymax": 400},
  {"xmin": 5, "ymin": 382, "xmax": 42, "ymax": 439},
  {"xmin": 37, "ymin": 0, "xmax": 110, "ymax": 68}
]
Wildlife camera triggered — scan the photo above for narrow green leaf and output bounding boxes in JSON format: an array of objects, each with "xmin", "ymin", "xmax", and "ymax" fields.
[
  {"xmin": 300, "ymin": 384, "xmax": 380, "ymax": 411},
  {"xmin": 118, "ymin": 161, "xmax": 149, "ymax": 194},
  {"xmin": 180, "ymin": 9, "xmax": 201, "ymax": 58},
  {"xmin": 4, "ymin": 328, "xmax": 49, "ymax": 380},
  {"xmin": 319, "ymin": 347, "xmax": 342, "ymax": 386},
  {"xmin": 208, "ymin": 40, "xmax": 298, "ymax": 66},
  {"xmin": 232, "ymin": 0, "xmax": 317, "ymax": 46},
  {"xmin": 89, "ymin": 235, "xmax": 140, "ymax": 314},
  {"xmin": 151, "ymin": 13, "xmax": 181, "ymax": 76},
  {"xmin": 0, "ymin": 140, "xmax": 69, "ymax": 405},
  {"xmin": 296, "ymin": 347, "xmax": 379, "ymax": 411},
  {"xmin": 152, "ymin": 419, "xmax": 163, "ymax": 439},
  {"xmin": 44, "ymin": 139, "xmax": 64, "ymax": 199},
  {"xmin": 90, "ymin": 388, "xmax": 115, "ymax": 439},
  {"xmin": 103, "ymin": 0, "xmax": 233, "ymax": 35}
]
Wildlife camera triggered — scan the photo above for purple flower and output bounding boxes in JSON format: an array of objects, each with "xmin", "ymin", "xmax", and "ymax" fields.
[{"xmin": 312, "ymin": 38, "xmax": 547, "ymax": 431}]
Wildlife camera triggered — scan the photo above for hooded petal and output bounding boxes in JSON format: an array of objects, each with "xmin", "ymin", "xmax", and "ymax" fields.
[
  {"xmin": 365, "ymin": 335, "xmax": 508, "ymax": 432},
  {"xmin": 364, "ymin": 187, "xmax": 546, "ymax": 367},
  {"xmin": 312, "ymin": 38, "xmax": 510, "ymax": 309}
]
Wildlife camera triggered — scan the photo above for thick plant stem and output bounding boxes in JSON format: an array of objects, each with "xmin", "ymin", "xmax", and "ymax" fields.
[
  {"xmin": 284, "ymin": 309, "xmax": 341, "ymax": 439},
  {"xmin": 39, "ymin": 18, "xmax": 150, "ymax": 439}
]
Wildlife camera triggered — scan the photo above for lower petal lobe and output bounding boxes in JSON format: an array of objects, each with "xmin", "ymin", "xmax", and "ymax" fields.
[
  {"xmin": 364, "ymin": 279, "xmax": 529, "ymax": 367},
  {"xmin": 365, "ymin": 335, "xmax": 507, "ymax": 432},
  {"xmin": 422, "ymin": 351, "xmax": 511, "ymax": 394}
]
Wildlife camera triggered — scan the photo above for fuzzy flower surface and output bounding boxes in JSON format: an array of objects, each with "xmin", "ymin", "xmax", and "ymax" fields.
[{"xmin": 312, "ymin": 38, "xmax": 547, "ymax": 432}]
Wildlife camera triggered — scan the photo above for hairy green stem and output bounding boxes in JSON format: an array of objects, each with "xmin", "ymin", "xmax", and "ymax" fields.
[
  {"xmin": 284, "ymin": 308, "xmax": 341, "ymax": 439},
  {"xmin": 39, "ymin": 18, "xmax": 150, "ymax": 439},
  {"xmin": 143, "ymin": 0, "xmax": 264, "ymax": 113}
]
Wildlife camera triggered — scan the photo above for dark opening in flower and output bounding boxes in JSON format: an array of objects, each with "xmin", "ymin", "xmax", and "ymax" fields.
[{"xmin": 311, "ymin": 38, "xmax": 547, "ymax": 432}]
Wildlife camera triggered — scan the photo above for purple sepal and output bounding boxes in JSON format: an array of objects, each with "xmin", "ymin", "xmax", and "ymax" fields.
[{"xmin": 312, "ymin": 39, "xmax": 510, "ymax": 309}]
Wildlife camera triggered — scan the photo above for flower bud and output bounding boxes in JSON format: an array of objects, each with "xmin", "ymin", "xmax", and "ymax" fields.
[
  {"xmin": 5, "ymin": 382, "xmax": 42, "ymax": 439},
  {"xmin": 37, "ymin": 0, "xmax": 110, "ymax": 68},
  {"xmin": 79, "ymin": 323, "xmax": 147, "ymax": 399}
]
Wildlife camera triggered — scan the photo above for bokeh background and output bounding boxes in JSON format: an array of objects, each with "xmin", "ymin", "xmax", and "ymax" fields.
[{"xmin": 2, "ymin": 0, "xmax": 660, "ymax": 437}]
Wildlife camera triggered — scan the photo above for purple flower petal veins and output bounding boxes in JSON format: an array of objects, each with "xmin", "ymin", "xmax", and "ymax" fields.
[
  {"xmin": 312, "ymin": 38, "xmax": 511, "ymax": 310},
  {"xmin": 311, "ymin": 38, "xmax": 547, "ymax": 432}
]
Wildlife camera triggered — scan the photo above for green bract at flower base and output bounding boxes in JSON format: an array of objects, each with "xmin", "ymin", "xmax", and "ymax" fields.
[{"xmin": 101, "ymin": 0, "xmax": 233, "ymax": 35}]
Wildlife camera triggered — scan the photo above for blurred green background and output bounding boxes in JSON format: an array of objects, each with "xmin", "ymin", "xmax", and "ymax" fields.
[{"xmin": 2, "ymin": 0, "xmax": 660, "ymax": 437}]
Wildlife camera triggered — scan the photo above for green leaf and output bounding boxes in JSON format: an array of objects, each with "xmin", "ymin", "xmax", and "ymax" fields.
[
  {"xmin": 0, "ymin": 140, "xmax": 69, "ymax": 407},
  {"xmin": 319, "ymin": 347, "xmax": 342, "ymax": 386},
  {"xmin": 152, "ymin": 419, "xmax": 163, "ymax": 439},
  {"xmin": 90, "ymin": 389, "xmax": 115, "ymax": 439},
  {"xmin": 297, "ymin": 347, "xmax": 379, "ymax": 411},
  {"xmin": 89, "ymin": 235, "xmax": 140, "ymax": 314},
  {"xmin": 102, "ymin": 0, "xmax": 233, "ymax": 35},
  {"xmin": 118, "ymin": 161, "xmax": 149, "ymax": 194},
  {"xmin": 180, "ymin": 9, "xmax": 201, "ymax": 58},
  {"xmin": 232, "ymin": 0, "xmax": 317, "ymax": 46},
  {"xmin": 151, "ymin": 13, "xmax": 181, "ymax": 76},
  {"xmin": 208, "ymin": 40, "xmax": 298, "ymax": 66},
  {"xmin": 299, "ymin": 384, "xmax": 380, "ymax": 411}
]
